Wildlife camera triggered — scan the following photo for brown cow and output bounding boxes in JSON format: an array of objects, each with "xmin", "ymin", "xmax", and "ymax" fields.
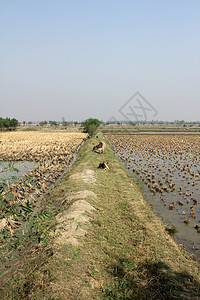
[{"xmin": 92, "ymin": 141, "xmax": 106, "ymax": 153}]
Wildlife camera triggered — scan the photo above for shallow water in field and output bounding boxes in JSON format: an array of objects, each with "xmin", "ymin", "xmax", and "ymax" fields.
[
  {"xmin": 0, "ymin": 161, "xmax": 35, "ymax": 182},
  {"xmin": 108, "ymin": 134, "xmax": 200, "ymax": 262}
]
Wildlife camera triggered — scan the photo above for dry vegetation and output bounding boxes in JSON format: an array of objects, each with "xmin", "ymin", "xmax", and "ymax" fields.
[{"xmin": 0, "ymin": 131, "xmax": 87, "ymax": 234}]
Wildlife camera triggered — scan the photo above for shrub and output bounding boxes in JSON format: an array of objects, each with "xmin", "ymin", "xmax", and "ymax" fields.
[{"xmin": 81, "ymin": 118, "xmax": 101, "ymax": 136}]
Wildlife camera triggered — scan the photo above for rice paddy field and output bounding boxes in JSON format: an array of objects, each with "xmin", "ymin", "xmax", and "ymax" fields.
[
  {"xmin": 0, "ymin": 131, "xmax": 87, "ymax": 234},
  {"xmin": 107, "ymin": 134, "xmax": 200, "ymax": 261}
]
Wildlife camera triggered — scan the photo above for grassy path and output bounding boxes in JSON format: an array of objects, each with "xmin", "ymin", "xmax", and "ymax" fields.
[{"xmin": 1, "ymin": 133, "xmax": 200, "ymax": 299}]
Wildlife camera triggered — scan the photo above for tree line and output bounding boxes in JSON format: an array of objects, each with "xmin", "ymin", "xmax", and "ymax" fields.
[{"xmin": 0, "ymin": 117, "xmax": 19, "ymax": 131}]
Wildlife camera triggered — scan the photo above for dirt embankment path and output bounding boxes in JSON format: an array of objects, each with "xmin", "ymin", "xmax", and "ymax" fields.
[{"xmin": 3, "ymin": 133, "xmax": 200, "ymax": 299}]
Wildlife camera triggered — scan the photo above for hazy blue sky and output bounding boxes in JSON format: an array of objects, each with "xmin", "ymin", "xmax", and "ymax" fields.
[{"xmin": 1, "ymin": 0, "xmax": 200, "ymax": 122}]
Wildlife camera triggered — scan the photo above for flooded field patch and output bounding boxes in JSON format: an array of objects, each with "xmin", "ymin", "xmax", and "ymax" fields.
[
  {"xmin": 0, "ymin": 131, "xmax": 87, "ymax": 234},
  {"xmin": 107, "ymin": 134, "xmax": 200, "ymax": 260}
]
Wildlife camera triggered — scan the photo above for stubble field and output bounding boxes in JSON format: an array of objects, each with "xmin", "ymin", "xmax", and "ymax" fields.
[
  {"xmin": 0, "ymin": 131, "xmax": 87, "ymax": 235},
  {"xmin": 107, "ymin": 134, "xmax": 200, "ymax": 259}
]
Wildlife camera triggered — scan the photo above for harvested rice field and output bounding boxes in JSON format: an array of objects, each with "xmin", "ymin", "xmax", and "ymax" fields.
[
  {"xmin": 0, "ymin": 131, "xmax": 87, "ymax": 234},
  {"xmin": 107, "ymin": 134, "xmax": 200, "ymax": 260}
]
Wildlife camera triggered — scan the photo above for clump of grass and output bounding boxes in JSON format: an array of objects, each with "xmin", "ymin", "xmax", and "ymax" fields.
[
  {"xmin": 165, "ymin": 225, "xmax": 177, "ymax": 236},
  {"xmin": 102, "ymin": 261, "xmax": 138, "ymax": 299}
]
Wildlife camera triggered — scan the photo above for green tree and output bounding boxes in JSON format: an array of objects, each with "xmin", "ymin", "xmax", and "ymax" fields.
[
  {"xmin": 81, "ymin": 118, "xmax": 101, "ymax": 136},
  {"xmin": 4, "ymin": 117, "xmax": 11, "ymax": 130},
  {"xmin": 49, "ymin": 121, "xmax": 58, "ymax": 127},
  {"xmin": 10, "ymin": 118, "xmax": 19, "ymax": 129},
  {"xmin": 0, "ymin": 117, "xmax": 19, "ymax": 130},
  {"xmin": 0, "ymin": 118, "xmax": 4, "ymax": 130},
  {"xmin": 39, "ymin": 121, "xmax": 48, "ymax": 126}
]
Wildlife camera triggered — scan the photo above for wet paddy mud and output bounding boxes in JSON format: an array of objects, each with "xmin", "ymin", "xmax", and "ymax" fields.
[{"xmin": 107, "ymin": 134, "xmax": 200, "ymax": 261}]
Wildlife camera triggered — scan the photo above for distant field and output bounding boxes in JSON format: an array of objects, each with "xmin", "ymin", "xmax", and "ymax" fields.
[
  {"xmin": 17, "ymin": 124, "xmax": 83, "ymax": 132},
  {"xmin": 101, "ymin": 124, "xmax": 200, "ymax": 134}
]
